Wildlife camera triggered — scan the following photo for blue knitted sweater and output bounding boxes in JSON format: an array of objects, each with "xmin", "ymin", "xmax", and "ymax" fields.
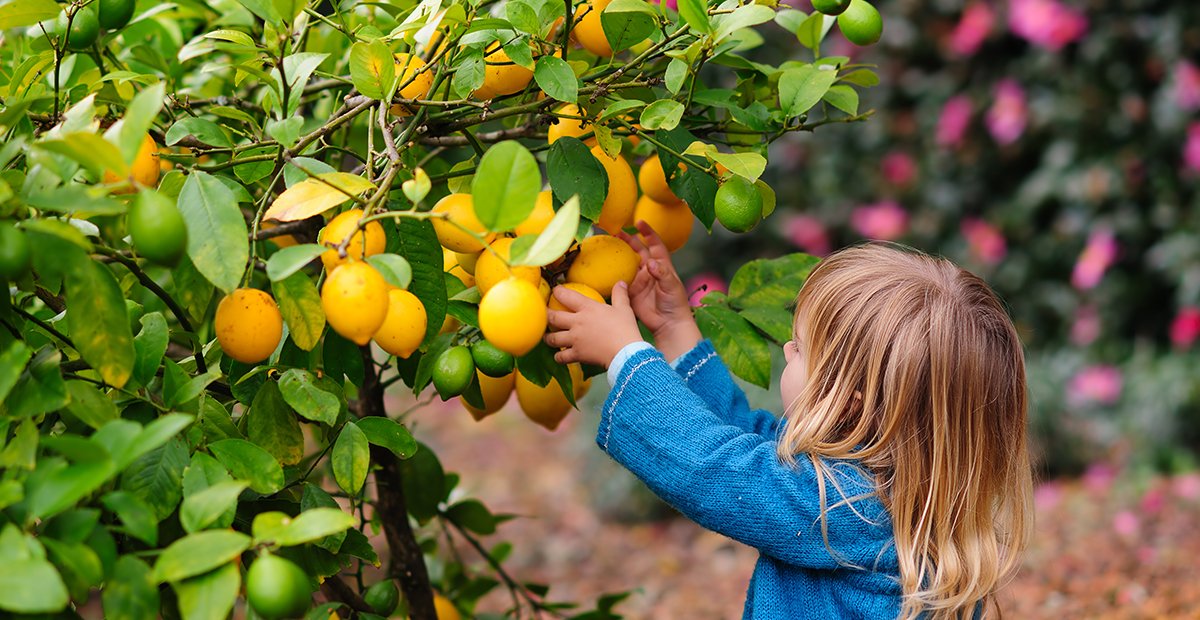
[{"xmin": 598, "ymin": 340, "xmax": 903, "ymax": 619}]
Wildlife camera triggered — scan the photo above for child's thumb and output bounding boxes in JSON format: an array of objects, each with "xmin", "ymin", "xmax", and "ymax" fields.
[{"xmin": 611, "ymin": 280, "xmax": 631, "ymax": 309}]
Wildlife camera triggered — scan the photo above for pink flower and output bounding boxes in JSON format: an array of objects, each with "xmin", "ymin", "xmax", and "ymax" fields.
[
  {"xmin": 784, "ymin": 214, "xmax": 831, "ymax": 256},
  {"xmin": 936, "ymin": 95, "xmax": 973, "ymax": 147},
  {"xmin": 1008, "ymin": 0, "xmax": 1088, "ymax": 51},
  {"xmin": 1112, "ymin": 510, "xmax": 1139, "ymax": 537},
  {"xmin": 1083, "ymin": 462, "xmax": 1117, "ymax": 493},
  {"xmin": 686, "ymin": 272, "xmax": 727, "ymax": 307},
  {"xmin": 880, "ymin": 151, "xmax": 918, "ymax": 187},
  {"xmin": 1071, "ymin": 228, "xmax": 1118, "ymax": 290},
  {"xmin": 1173, "ymin": 473, "xmax": 1200, "ymax": 500},
  {"xmin": 662, "ymin": 0, "xmax": 678, "ymax": 11},
  {"xmin": 1172, "ymin": 61, "xmax": 1200, "ymax": 112},
  {"xmin": 1070, "ymin": 304, "xmax": 1100, "ymax": 346},
  {"xmin": 961, "ymin": 218, "xmax": 1006, "ymax": 265},
  {"xmin": 1067, "ymin": 365, "xmax": 1123, "ymax": 408},
  {"xmin": 1185, "ymin": 122, "xmax": 1200, "ymax": 174},
  {"xmin": 1140, "ymin": 484, "xmax": 1167, "ymax": 515},
  {"xmin": 948, "ymin": 3, "xmax": 995, "ymax": 56},
  {"xmin": 850, "ymin": 200, "xmax": 908, "ymax": 241},
  {"xmin": 985, "ymin": 79, "xmax": 1028, "ymax": 145},
  {"xmin": 1034, "ymin": 482, "xmax": 1063, "ymax": 511},
  {"xmin": 1170, "ymin": 306, "xmax": 1200, "ymax": 349}
]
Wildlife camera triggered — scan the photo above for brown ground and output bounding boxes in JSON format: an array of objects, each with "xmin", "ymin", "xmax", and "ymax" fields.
[{"xmin": 409, "ymin": 391, "xmax": 1200, "ymax": 620}]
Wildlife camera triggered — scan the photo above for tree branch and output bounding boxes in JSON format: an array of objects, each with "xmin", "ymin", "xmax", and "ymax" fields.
[{"xmin": 320, "ymin": 575, "xmax": 375, "ymax": 614}]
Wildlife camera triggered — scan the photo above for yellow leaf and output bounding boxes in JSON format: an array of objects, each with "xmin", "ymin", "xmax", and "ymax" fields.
[{"xmin": 264, "ymin": 173, "xmax": 377, "ymax": 222}]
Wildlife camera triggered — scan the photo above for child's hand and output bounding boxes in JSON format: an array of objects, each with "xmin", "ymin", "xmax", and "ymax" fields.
[
  {"xmin": 616, "ymin": 222, "xmax": 702, "ymax": 360},
  {"xmin": 544, "ymin": 281, "xmax": 643, "ymax": 368}
]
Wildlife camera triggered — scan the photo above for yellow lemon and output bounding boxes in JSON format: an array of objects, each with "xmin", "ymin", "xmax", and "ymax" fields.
[
  {"xmin": 215, "ymin": 288, "xmax": 284, "ymax": 364},
  {"xmin": 479, "ymin": 277, "xmax": 547, "ymax": 356},
  {"xmin": 431, "ymin": 193, "xmax": 494, "ymax": 253},
  {"xmin": 443, "ymin": 248, "xmax": 476, "ymax": 288},
  {"xmin": 390, "ymin": 53, "xmax": 435, "ymax": 116},
  {"xmin": 537, "ymin": 278, "xmax": 551, "ymax": 303},
  {"xmin": 548, "ymin": 282, "xmax": 605, "ymax": 312},
  {"xmin": 515, "ymin": 364, "xmax": 584, "ymax": 430},
  {"xmin": 433, "ymin": 593, "xmax": 461, "ymax": 620},
  {"xmin": 633, "ymin": 194, "xmax": 693, "ymax": 253},
  {"xmin": 319, "ymin": 209, "xmax": 387, "ymax": 272},
  {"xmin": 565, "ymin": 234, "xmax": 640, "ymax": 299},
  {"xmin": 104, "ymin": 134, "xmax": 160, "ymax": 193},
  {"xmin": 453, "ymin": 250, "xmax": 480, "ymax": 275},
  {"xmin": 637, "ymin": 154, "xmax": 685, "ymax": 205},
  {"xmin": 514, "ymin": 191, "xmax": 557, "ymax": 237},
  {"xmin": 572, "ymin": 0, "xmax": 614, "ymax": 57},
  {"xmin": 547, "ymin": 104, "xmax": 593, "ymax": 145},
  {"xmin": 372, "ymin": 289, "xmax": 427, "ymax": 358},
  {"xmin": 475, "ymin": 237, "xmax": 541, "ymax": 295},
  {"xmin": 322, "ymin": 262, "xmax": 391, "ymax": 345},
  {"xmin": 463, "ymin": 371, "xmax": 515, "ymax": 421},
  {"xmin": 473, "ymin": 46, "xmax": 534, "ymax": 100},
  {"xmin": 589, "ymin": 145, "xmax": 638, "ymax": 235},
  {"xmin": 262, "ymin": 220, "xmax": 299, "ymax": 248}
]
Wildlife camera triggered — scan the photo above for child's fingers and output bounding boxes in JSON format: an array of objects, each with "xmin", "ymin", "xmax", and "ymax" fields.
[
  {"xmin": 553, "ymin": 348, "xmax": 579, "ymax": 364},
  {"xmin": 616, "ymin": 229, "xmax": 652, "ymax": 262},
  {"xmin": 610, "ymin": 280, "xmax": 631, "ymax": 310},
  {"xmin": 546, "ymin": 308, "xmax": 576, "ymax": 330},
  {"xmin": 634, "ymin": 221, "xmax": 672, "ymax": 260},
  {"xmin": 543, "ymin": 329, "xmax": 571, "ymax": 349},
  {"xmin": 551, "ymin": 285, "xmax": 601, "ymax": 311}
]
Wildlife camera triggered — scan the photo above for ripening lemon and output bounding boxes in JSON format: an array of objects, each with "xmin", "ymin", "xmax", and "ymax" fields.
[
  {"xmin": 215, "ymin": 288, "xmax": 284, "ymax": 364},
  {"xmin": 514, "ymin": 191, "xmax": 557, "ymax": 237},
  {"xmin": 443, "ymin": 248, "xmax": 476, "ymax": 288},
  {"xmin": 474, "ymin": 237, "xmax": 541, "ymax": 295},
  {"xmin": 104, "ymin": 134, "xmax": 161, "ymax": 193},
  {"xmin": 572, "ymin": 0, "xmax": 614, "ymax": 57},
  {"xmin": 537, "ymin": 278, "xmax": 551, "ymax": 303},
  {"xmin": 390, "ymin": 53, "xmax": 434, "ymax": 116},
  {"xmin": 590, "ymin": 146, "xmax": 638, "ymax": 235},
  {"xmin": 714, "ymin": 176, "xmax": 763, "ymax": 233},
  {"xmin": 322, "ymin": 262, "xmax": 391, "ymax": 345},
  {"xmin": 547, "ymin": 104, "xmax": 593, "ymax": 145},
  {"xmin": 548, "ymin": 282, "xmax": 605, "ymax": 312},
  {"xmin": 453, "ymin": 250, "xmax": 480, "ymax": 275},
  {"xmin": 637, "ymin": 154, "xmax": 685, "ymax": 205},
  {"xmin": 478, "ymin": 277, "xmax": 547, "ymax": 356},
  {"xmin": 837, "ymin": 0, "xmax": 883, "ymax": 46},
  {"xmin": 633, "ymin": 195, "xmax": 693, "ymax": 253},
  {"xmin": 245, "ymin": 553, "xmax": 312, "ymax": 620},
  {"xmin": 433, "ymin": 593, "xmax": 461, "ymax": 620},
  {"xmin": 515, "ymin": 364, "xmax": 584, "ymax": 431},
  {"xmin": 473, "ymin": 46, "xmax": 534, "ymax": 100},
  {"xmin": 372, "ymin": 289, "xmax": 427, "ymax": 358},
  {"xmin": 431, "ymin": 193, "xmax": 495, "ymax": 253},
  {"xmin": 319, "ymin": 209, "xmax": 386, "ymax": 272},
  {"xmin": 565, "ymin": 235, "xmax": 640, "ymax": 299},
  {"xmin": 463, "ymin": 370, "xmax": 515, "ymax": 421}
]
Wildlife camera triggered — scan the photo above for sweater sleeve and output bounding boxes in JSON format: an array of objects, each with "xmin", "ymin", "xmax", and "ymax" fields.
[
  {"xmin": 598, "ymin": 347, "xmax": 892, "ymax": 570},
  {"xmin": 670, "ymin": 339, "xmax": 781, "ymax": 437}
]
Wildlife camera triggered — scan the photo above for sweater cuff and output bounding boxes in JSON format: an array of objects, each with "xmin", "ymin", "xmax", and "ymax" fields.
[
  {"xmin": 606, "ymin": 341, "xmax": 655, "ymax": 387},
  {"xmin": 598, "ymin": 346, "xmax": 666, "ymax": 455},
  {"xmin": 672, "ymin": 339, "xmax": 718, "ymax": 382}
]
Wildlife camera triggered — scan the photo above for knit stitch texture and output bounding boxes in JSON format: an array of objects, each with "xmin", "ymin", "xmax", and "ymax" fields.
[{"xmin": 597, "ymin": 340, "xmax": 903, "ymax": 619}]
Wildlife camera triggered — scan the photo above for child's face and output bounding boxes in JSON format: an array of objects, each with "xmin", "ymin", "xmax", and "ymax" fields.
[{"xmin": 780, "ymin": 317, "xmax": 808, "ymax": 414}]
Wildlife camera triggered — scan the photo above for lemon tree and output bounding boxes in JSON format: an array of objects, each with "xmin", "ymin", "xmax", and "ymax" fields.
[{"xmin": 0, "ymin": 0, "xmax": 882, "ymax": 615}]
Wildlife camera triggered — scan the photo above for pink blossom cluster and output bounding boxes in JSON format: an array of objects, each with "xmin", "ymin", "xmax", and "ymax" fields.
[
  {"xmin": 1185, "ymin": 122, "xmax": 1200, "ymax": 174},
  {"xmin": 948, "ymin": 3, "xmax": 995, "ymax": 57},
  {"xmin": 880, "ymin": 151, "xmax": 918, "ymax": 187},
  {"xmin": 936, "ymin": 95, "xmax": 974, "ymax": 147},
  {"xmin": 961, "ymin": 218, "xmax": 1006, "ymax": 265},
  {"xmin": 1066, "ymin": 365, "xmax": 1122, "ymax": 407},
  {"xmin": 985, "ymin": 79, "xmax": 1028, "ymax": 145},
  {"xmin": 685, "ymin": 273, "xmax": 727, "ymax": 307},
  {"xmin": 850, "ymin": 200, "xmax": 908, "ymax": 240},
  {"xmin": 1071, "ymin": 228, "xmax": 1118, "ymax": 290},
  {"xmin": 783, "ymin": 214, "xmax": 831, "ymax": 256},
  {"xmin": 1170, "ymin": 306, "xmax": 1200, "ymax": 349},
  {"xmin": 1007, "ymin": 0, "xmax": 1088, "ymax": 51},
  {"xmin": 1173, "ymin": 61, "xmax": 1200, "ymax": 112}
]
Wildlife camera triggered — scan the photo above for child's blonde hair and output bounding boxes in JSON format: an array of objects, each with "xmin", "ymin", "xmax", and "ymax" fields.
[{"xmin": 778, "ymin": 243, "xmax": 1033, "ymax": 619}]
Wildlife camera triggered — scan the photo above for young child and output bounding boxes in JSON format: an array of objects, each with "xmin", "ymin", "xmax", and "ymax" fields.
[{"xmin": 544, "ymin": 228, "xmax": 1034, "ymax": 620}]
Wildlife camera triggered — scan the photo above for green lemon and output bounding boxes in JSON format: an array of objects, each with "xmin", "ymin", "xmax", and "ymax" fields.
[
  {"xmin": 245, "ymin": 554, "xmax": 312, "ymax": 620},
  {"xmin": 811, "ymin": 0, "xmax": 851, "ymax": 15},
  {"xmin": 432, "ymin": 345, "xmax": 475, "ymax": 399},
  {"xmin": 98, "ymin": 0, "xmax": 136, "ymax": 30},
  {"xmin": 837, "ymin": 0, "xmax": 883, "ymax": 46},
  {"xmin": 0, "ymin": 224, "xmax": 32, "ymax": 281},
  {"xmin": 363, "ymin": 579, "xmax": 400, "ymax": 616},
  {"xmin": 67, "ymin": 7, "xmax": 100, "ymax": 51},
  {"xmin": 714, "ymin": 176, "xmax": 763, "ymax": 234},
  {"xmin": 128, "ymin": 191, "xmax": 188, "ymax": 266},
  {"xmin": 471, "ymin": 339, "xmax": 515, "ymax": 377}
]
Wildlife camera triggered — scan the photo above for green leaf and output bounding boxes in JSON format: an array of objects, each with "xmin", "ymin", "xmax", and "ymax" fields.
[
  {"xmin": 822, "ymin": 83, "xmax": 859, "ymax": 115},
  {"xmin": 167, "ymin": 371, "xmax": 221, "ymax": 408},
  {"xmin": 235, "ymin": 0, "xmax": 283, "ymax": 27},
  {"xmin": 26, "ymin": 459, "xmax": 116, "ymax": 521},
  {"xmin": 274, "ymin": 507, "xmax": 356, "ymax": 547},
  {"xmin": 395, "ymin": 218, "xmax": 447, "ymax": 344},
  {"xmin": 266, "ymin": 116, "xmax": 304, "ymax": 149},
  {"xmin": 131, "ymin": 312, "xmax": 168, "ymax": 387},
  {"xmin": 178, "ymin": 172, "xmax": 250, "ymax": 294},
  {"xmin": 713, "ymin": 4, "xmax": 776, "ymax": 42},
  {"xmin": 656, "ymin": 127, "xmax": 718, "ymax": 229},
  {"xmin": 533, "ymin": 55, "xmax": 579, "ymax": 102},
  {"xmin": 273, "ymin": 270, "xmax": 326, "ymax": 352},
  {"xmin": 67, "ymin": 259, "xmax": 135, "ymax": 388},
  {"xmin": 357, "ymin": 417, "xmax": 417, "ymax": 459},
  {"xmin": 399, "ymin": 443, "xmax": 444, "ymax": 523},
  {"xmin": 795, "ymin": 11, "xmax": 831, "ymax": 50},
  {"xmin": 118, "ymin": 83, "xmax": 166, "ymax": 163},
  {"xmin": 165, "ymin": 117, "xmax": 234, "ymax": 148},
  {"xmin": 350, "ymin": 40, "xmax": 397, "ymax": 101},
  {"xmin": 676, "ymin": 0, "xmax": 712, "ymax": 34},
  {"xmin": 154, "ymin": 530, "xmax": 251, "ymax": 583},
  {"xmin": 665, "ymin": 59, "xmax": 688, "ymax": 95},
  {"xmin": 5, "ymin": 347, "xmax": 69, "ymax": 419},
  {"xmin": 506, "ymin": 0, "xmax": 539, "ymax": 33},
  {"xmin": 696, "ymin": 305, "xmax": 772, "ymax": 388},
  {"xmin": 284, "ymin": 157, "xmax": 337, "ymax": 188},
  {"xmin": 601, "ymin": 0, "xmax": 657, "ymax": 52},
  {"xmin": 332, "ymin": 421, "xmax": 369, "ymax": 496},
  {"xmin": 446, "ymin": 499, "xmax": 496, "ymax": 535},
  {"xmin": 173, "ymin": 561, "xmax": 240, "ymax": 620},
  {"xmin": 246, "ymin": 381, "xmax": 304, "ymax": 466},
  {"xmin": 43, "ymin": 537, "xmax": 104, "ymax": 601},
  {"xmin": 739, "ymin": 305, "xmax": 795, "ymax": 345},
  {"xmin": 0, "ymin": 555, "xmax": 69, "ymax": 613},
  {"xmin": 509, "ymin": 196, "xmax": 580, "ymax": 267},
  {"xmin": 101, "ymin": 491, "xmax": 159, "ymax": 546},
  {"xmin": 367, "ymin": 254, "xmax": 413, "ymax": 289},
  {"xmin": 102, "ymin": 556, "xmax": 159, "ymax": 620},
  {"xmin": 277, "ymin": 369, "xmax": 339, "ymax": 425},
  {"xmin": 120, "ymin": 439, "xmax": 188, "ymax": 521},
  {"xmin": 727, "ymin": 253, "xmax": 821, "ymax": 310},
  {"xmin": 181, "ymin": 480, "xmax": 248, "ymax": 534},
  {"xmin": 64, "ymin": 380, "xmax": 119, "ymax": 430},
  {"xmin": 472, "ymin": 141, "xmax": 540, "ymax": 231},
  {"xmin": 0, "ymin": 0, "xmax": 60, "ymax": 29},
  {"xmin": 709, "ymin": 151, "xmax": 767, "ymax": 182},
  {"xmin": 266, "ymin": 244, "xmax": 324, "ymax": 282},
  {"xmin": 208, "ymin": 438, "xmax": 285, "ymax": 495},
  {"xmin": 779, "ymin": 64, "xmax": 838, "ymax": 117},
  {"xmin": 547, "ymin": 138, "xmax": 607, "ymax": 221},
  {"xmin": 38, "ymin": 132, "xmax": 128, "ymax": 178},
  {"xmin": 452, "ymin": 47, "xmax": 486, "ymax": 98},
  {"xmin": 639, "ymin": 100, "xmax": 685, "ymax": 131}
]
